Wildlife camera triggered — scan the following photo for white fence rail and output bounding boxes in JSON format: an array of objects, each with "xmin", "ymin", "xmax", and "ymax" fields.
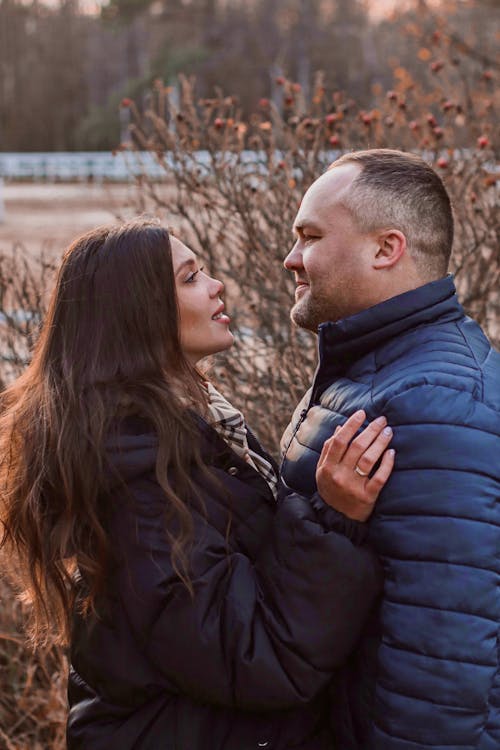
[
  {"xmin": 0, "ymin": 152, "xmax": 167, "ymax": 181},
  {"xmin": 0, "ymin": 149, "xmax": 340, "ymax": 181},
  {"xmin": 0, "ymin": 149, "xmax": 496, "ymax": 183}
]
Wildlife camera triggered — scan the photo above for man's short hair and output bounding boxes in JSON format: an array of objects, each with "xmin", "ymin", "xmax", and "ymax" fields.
[{"xmin": 329, "ymin": 149, "xmax": 454, "ymax": 279}]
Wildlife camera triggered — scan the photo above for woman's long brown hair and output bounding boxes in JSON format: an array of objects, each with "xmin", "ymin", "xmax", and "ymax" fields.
[{"xmin": 0, "ymin": 219, "xmax": 210, "ymax": 647}]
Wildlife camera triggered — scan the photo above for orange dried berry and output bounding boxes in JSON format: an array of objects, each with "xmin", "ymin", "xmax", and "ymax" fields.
[
  {"xmin": 329, "ymin": 135, "xmax": 340, "ymax": 146},
  {"xmin": 437, "ymin": 157, "xmax": 448, "ymax": 168},
  {"xmin": 214, "ymin": 118, "xmax": 225, "ymax": 129},
  {"xmin": 430, "ymin": 61, "xmax": 444, "ymax": 73},
  {"xmin": 120, "ymin": 98, "xmax": 132, "ymax": 108},
  {"xmin": 477, "ymin": 135, "xmax": 490, "ymax": 149}
]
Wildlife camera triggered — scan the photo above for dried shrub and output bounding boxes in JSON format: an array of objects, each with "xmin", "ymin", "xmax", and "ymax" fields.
[
  {"xmin": 0, "ymin": 246, "xmax": 57, "ymax": 388},
  {"xmin": 0, "ymin": 249, "xmax": 66, "ymax": 749},
  {"xmin": 0, "ymin": 577, "xmax": 67, "ymax": 750},
  {"xmin": 119, "ymin": 33, "xmax": 498, "ymax": 448}
]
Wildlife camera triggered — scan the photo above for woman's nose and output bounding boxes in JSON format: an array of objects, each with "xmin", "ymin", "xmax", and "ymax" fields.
[{"xmin": 210, "ymin": 276, "xmax": 224, "ymax": 297}]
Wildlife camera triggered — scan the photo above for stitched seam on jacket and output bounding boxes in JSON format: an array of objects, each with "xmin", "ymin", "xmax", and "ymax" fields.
[
  {"xmin": 382, "ymin": 598, "xmax": 499, "ymax": 624},
  {"xmin": 376, "ymin": 419, "xmax": 499, "ymax": 437},
  {"xmin": 380, "ymin": 639, "xmax": 496, "ymax": 667},
  {"xmin": 377, "ymin": 680, "xmax": 486, "ymax": 710},
  {"xmin": 456, "ymin": 320, "xmax": 485, "ymax": 400},
  {"xmin": 379, "ymin": 383, "xmax": 499, "ymax": 423},
  {"xmin": 373, "ymin": 722, "xmax": 475, "ymax": 748},
  {"xmin": 379, "ymin": 555, "xmax": 500, "ymax": 575},
  {"xmin": 376, "ymin": 512, "xmax": 500, "ymax": 527},
  {"xmin": 387, "ymin": 468, "xmax": 499, "ymax": 484}
]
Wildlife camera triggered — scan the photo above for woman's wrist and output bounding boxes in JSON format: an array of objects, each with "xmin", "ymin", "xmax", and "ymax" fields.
[{"xmin": 309, "ymin": 492, "xmax": 369, "ymax": 545}]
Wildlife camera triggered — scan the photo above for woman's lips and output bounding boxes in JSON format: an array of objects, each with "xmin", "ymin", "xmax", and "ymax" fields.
[{"xmin": 212, "ymin": 311, "xmax": 231, "ymax": 324}]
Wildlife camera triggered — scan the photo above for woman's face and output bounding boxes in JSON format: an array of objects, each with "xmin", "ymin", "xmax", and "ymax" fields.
[{"xmin": 172, "ymin": 237, "xmax": 234, "ymax": 364}]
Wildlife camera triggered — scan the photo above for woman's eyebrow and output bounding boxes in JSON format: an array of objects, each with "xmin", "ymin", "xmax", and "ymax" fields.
[{"xmin": 175, "ymin": 258, "xmax": 196, "ymax": 276}]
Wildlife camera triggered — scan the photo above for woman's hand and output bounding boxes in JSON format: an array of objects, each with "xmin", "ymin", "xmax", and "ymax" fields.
[{"xmin": 316, "ymin": 409, "xmax": 395, "ymax": 522}]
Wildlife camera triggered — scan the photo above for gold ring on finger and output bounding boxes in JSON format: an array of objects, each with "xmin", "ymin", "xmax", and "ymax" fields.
[{"xmin": 354, "ymin": 465, "xmax": 369, "ymax": 477}]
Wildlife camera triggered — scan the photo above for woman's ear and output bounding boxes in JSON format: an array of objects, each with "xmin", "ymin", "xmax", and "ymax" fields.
[{"xmin": 372, "ymin": 229, "xmax": 407, "ymax": 269}]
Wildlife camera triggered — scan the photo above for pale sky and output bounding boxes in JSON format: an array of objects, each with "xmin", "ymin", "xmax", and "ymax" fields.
[{"xmin": 42, "ymin": 0, "xmax": 441, "ymax": 20}]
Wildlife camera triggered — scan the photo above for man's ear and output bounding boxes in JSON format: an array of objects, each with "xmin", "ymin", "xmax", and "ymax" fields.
[{"xmin": 372, "ymin": 229, "xmax": 407, "ymax": 269}]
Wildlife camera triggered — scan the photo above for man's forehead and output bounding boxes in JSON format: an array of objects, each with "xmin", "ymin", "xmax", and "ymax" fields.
[
  {"xmin": 294, "ymin": 163, "xmax": 360, "ymax": 227},
  {"xmin": 311, "ymin": 163, "xmax": 360, "ymax": 202}
]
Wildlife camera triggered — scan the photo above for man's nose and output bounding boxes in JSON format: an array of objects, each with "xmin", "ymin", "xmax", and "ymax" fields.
[{"xmin": 284, "ymin": 243, "xmax": 303, "ymax": 270}]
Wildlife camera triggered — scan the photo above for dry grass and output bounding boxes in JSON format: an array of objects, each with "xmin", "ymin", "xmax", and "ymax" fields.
[{"xmin": 0, "ymin": 578, "xmax": 67, "ymax": 750}]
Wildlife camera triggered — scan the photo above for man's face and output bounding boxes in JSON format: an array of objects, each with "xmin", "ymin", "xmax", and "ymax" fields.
[{"xmin": 284, "ymin": 163, "xmax": 375, "ymax": 332}]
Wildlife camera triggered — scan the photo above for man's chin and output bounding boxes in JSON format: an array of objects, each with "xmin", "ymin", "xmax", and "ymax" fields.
[{"xmin": 290, "ymin": 304, "xmax": 318, "ymax": 333}]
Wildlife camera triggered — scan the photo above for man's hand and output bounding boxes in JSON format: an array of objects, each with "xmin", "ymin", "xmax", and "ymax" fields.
[{"xmin": 315, "ymin": 410, "xmax": 395, "ymax": 522}]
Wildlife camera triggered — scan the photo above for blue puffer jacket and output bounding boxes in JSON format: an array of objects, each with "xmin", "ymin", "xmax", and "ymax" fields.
[{"xmin": 281, "ymin": 276, "xmax": 500, "ymax": 750}]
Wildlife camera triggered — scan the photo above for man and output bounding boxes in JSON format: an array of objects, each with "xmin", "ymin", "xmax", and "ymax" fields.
[{"xmin": 281, "ymin": 149, "xmax": 500, "ymax": 750}]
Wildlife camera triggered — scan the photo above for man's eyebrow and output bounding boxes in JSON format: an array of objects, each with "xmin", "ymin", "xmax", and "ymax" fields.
[
  {"xmin": 293, "ymin": 220, "xmax": 323, "ymax": 236},
  {"xmin": 174, "ymin": 258, "xmax": 196, "ymax": 276}
]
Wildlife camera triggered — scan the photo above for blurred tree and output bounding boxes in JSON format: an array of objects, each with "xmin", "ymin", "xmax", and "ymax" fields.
[
  {"xmin": 0, "ymin": 0, "xmax": 498, "ymax": 151},
  {"xmin": 0, "ymin": 0, "xmax": 89, "ymax": 150}
]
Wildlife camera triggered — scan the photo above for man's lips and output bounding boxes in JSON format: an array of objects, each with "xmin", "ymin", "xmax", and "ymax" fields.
[{"xmin": 295, "ymin": 281, "xmax": 309, "ymax": 297}]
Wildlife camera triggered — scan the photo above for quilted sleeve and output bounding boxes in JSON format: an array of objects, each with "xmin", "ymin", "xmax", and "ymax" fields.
[
  {"xmin": 112, "ymin": 475, "xmax": 382, "ymax": 712},
  {"xmin": 369, "ymin": 385, "xmax": 500, "ymax": 749}
]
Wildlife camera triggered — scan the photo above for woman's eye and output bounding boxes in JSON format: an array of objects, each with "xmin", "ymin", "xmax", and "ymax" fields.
[{"xmin": 185, "ymin": 266, "xmax": 204, "ymax": 283}]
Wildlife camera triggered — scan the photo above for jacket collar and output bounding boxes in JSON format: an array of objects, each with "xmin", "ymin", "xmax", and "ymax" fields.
[{"xmin": 316, "ymin": 275, "xmax": 463, "ymax": 381}]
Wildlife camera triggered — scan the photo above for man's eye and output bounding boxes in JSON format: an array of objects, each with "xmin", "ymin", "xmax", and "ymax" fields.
[{"xmin": 303, "ymin": 235, "xmax": 319, "ymax": 242}]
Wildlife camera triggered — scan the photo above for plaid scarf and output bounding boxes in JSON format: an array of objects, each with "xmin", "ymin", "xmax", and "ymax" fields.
[{"xmin": 205, "ymin": 382, "xmax": 278, "ymax": 501}]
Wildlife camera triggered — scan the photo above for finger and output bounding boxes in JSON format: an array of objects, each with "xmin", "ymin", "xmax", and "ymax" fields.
[
  {"xmin": 366, "ymin": 448, "xmax": 396, "ymax": 498},
  {"xmin": 353, "ymin": 425, "xmax": 393, "ymax": 477},
  {"xmin": 317, "ymin": 433, "xmax": 333, "ymax": 469},
  {"xmin": 316, "ymin": 423, "xmax": 343, "ymax": 470},
  {"xmin": 342, "ymin": 415, "xmax": 388, "ymax": 469},
  {"xmin": 319, "ymin": 410, "xmax": 366, "ymax": 466}
]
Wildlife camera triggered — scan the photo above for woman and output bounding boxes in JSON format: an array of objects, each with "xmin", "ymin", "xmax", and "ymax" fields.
[{"xmin": 0, "ymin": 219, "xmax": 394, "ymax": 749}]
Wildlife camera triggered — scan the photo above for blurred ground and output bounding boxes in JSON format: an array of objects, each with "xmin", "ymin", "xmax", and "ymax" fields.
[{"xmin": 0, "ymin": 182, "xmax": 141, "ymax": 258}]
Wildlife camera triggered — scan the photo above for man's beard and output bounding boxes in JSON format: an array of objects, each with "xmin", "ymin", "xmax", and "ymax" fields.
[{"xmin": 290, "ymin": 292, "xmax": 333, "ymax": 332}]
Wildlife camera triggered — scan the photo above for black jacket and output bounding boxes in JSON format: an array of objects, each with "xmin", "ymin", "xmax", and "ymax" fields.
[{"xmin": 67, "ymin": 415, "xmax": 381, "ymax": 750}]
